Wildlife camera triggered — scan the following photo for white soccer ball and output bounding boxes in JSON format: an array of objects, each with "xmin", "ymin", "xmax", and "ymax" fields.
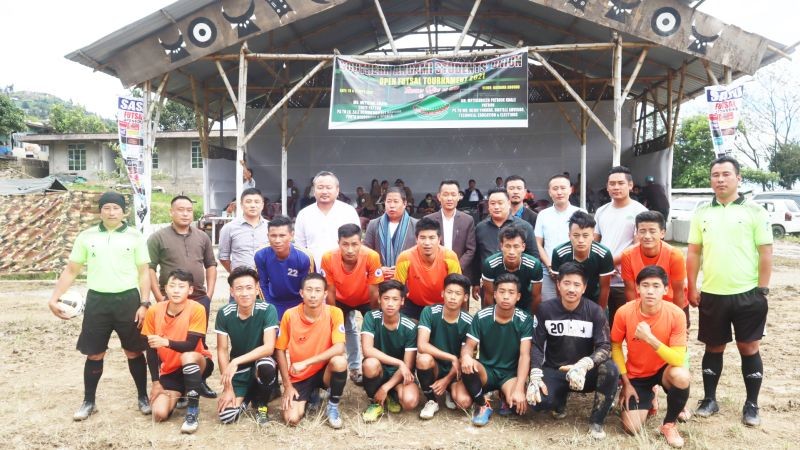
[{"xmin": 58, "ymin": 290, "xmax": 86, "ymax": 318}]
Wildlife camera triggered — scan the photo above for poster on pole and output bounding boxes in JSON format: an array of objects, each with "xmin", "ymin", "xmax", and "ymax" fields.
[
  {"xmin": 116, "ymin": 96, "xmax": 150, "ymax": 232},
  {"xmin": 329, "ymin": 51, "xmax": 529, "ymax": 129},
  {"xmin": 705, "ymin": 84, "xmax": 744, "ymax": 157}
]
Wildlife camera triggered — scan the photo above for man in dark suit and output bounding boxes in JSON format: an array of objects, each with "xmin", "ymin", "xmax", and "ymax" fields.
[
  {"xmin": 365, "ymin": 187, "xmax": 418, "ymax": 281},
  {"xmin": 425, "ymin": 180, "xmax": 477, "ymax": 280}
]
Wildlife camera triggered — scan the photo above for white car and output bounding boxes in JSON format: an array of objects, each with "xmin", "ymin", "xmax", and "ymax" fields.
[
  {"xmin": 753, "ymin": 199, "xmax": 800, "ymax": 238},
  {"xmin": 669, "ymin": 197, "xmax": 711, "ymax": 222}
]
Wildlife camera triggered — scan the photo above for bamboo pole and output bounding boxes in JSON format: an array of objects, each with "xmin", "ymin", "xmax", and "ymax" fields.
[
  {"xmin": 281, "ymin": 92, "xmax": 289, "ymax": 216},
  {"xmin": 235, "ymin": 44, "xmax": 248, "ymax": 219},
  {"xmin": 543, "ymin": 83, "xmax": 580, "ymax": 140},
  {"xmin": 215, "ymin": 61, "xmax": 239, "ymax": 115},
  {"xmin": 621, "ymin": 48, "xmax": 648, "ymax": 100},
  {"xmin": 701, "ymin": 59, "xmax": 720, "ymax": 85},
  {"xmin": 243, "ymin": 60, "xmax": 327, "ymax": 146},
  {"xmin": 374, "ymin": 0, "xmax": 398, "ymax": 56},
  {"xmin": 612, "ymin": 33, "xmax": 622, "ymax": 165},
  {"xmin": 580, "ymin": 78, "xmax": 587, "ymax": 211},
  {"xmin": 531, "ymin": 51, "xmax": 615, "ymax": 146},
  {"xmin": 454, "ymin": 0, "xmax": 483, "ymax": 53}
]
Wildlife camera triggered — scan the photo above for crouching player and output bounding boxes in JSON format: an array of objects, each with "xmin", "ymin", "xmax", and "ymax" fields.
[
  {"xmin": 612, "ymin": 266, "xmax": 690, "ymax": 448},
  {"xmin": 416, "ymin": 274, "xmax": 474, "ymax": 419},
  {"xmin": 142, "ymin": 269, "xmax": 214, "ymax": 434},
  {"xmin": 525, "ymin": 262, "xmax": 619, "ymax": 439},
  {"xmin": 361, "ymin": 280, "xmax": 420, "ymax": 422},
  {"xmin": 461, "ymin": 273, "xmax": 534, "ymax": 426},
  {"xmin": 276, "ymin": 273, "xmax": 348, "ymax": 429},
  {"xmin": 215, "ymin": 267, "xmax": 279, "ymax": 426}
]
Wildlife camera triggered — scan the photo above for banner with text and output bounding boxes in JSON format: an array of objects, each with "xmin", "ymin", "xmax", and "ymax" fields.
[
  {"xmin": 329, "ymin": 51, "xmax": 529, "ymax": 129},
  {"xmin": 116, "ymin": 96, "xmax": 150, "ymax": 232},
  {"xmin": 705, "ymin": 84, "xmax": 744, "ymax": 157}
]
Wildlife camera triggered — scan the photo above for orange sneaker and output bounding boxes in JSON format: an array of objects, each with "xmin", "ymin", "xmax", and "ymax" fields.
[{"xmin": 659, "ymin": 422, "xmax": 685, "ymax": 448}]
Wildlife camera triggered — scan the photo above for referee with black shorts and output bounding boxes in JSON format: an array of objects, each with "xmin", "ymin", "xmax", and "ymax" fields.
[
  {"xmin": 687, "ymin": 156, "xmax": 773, "ymax": 427},
  {"xmin": 48, "ymin": 192, "xmax": 153, "ymax": 421}
]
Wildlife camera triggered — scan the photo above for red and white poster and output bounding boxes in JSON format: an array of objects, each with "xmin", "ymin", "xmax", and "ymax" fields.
[{"xmin": 705, "ymin": 84, "xmax": 744, "ymax": 157}]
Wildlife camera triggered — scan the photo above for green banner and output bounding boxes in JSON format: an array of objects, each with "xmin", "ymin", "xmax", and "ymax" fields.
[{"xmin": 329, "ymin": 51, "xmax": 529, "ymax": 129}]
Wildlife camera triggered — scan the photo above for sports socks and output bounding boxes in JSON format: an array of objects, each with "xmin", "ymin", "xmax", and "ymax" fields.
[
  {"xmin": 328, "ymin": 370, "xmax": 348, "ymax": 405},
  {"xmin": 741, "ymin": 352, "xmax": 763, "ymax": 404},
  {"xmin": 182, "ymin": 363, "xmax": 202, "ymax": 409},
  {"xmin": 589, "ymin": 360, "xmax": 619, "ymax": 425},
  {"xmin": 417, "ymin": 368, "xmax": 436, "ymax": 402},
  {"xmin": 701, "ymin": 352, "xmax": 723, "ymax": 400},
  {"xmin": 84, "ymin": 359, "xmax": 104, "ymax": 403},
  {"xmin": 255, "ymin": 359, "xmax": 277, "ymax": 407},
  {"xmin": 664, "ymin": 386, "xmax": 690, "ymax": 424},
  {"xmin": 363, "ymin": 374, "xmax": 382, "ymax": 401},
  {"xmin": 462, "ymin": 372, "xmax": 485, "ymax": 406},
  {"xmin": 127, "ymin": 354, "xmax": 148, "ymax": 398}
]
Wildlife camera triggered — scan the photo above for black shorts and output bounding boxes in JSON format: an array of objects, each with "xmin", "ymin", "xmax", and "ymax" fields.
[
  {"xmin": 336, "ymin": 301, "xmax": 372, "ymax": 317},
  {"xmin": 159, "ymin": 358, "xmax": 215, "ymax": 393},
  {"xmin": 627, "ymin": 365, "xmax": 667, "ymax": 411},
  {"xmin": 77, "ymin": 289, "xmax": 147, "ymax": 355},
  {"xmin": 698, "ymin": 288, "xmax": 768, "ymax": 345},
  {"xmin": 401, "ymin": 301, "xmax": 425, "ymax": 321},
  {"xmin": 291, "ymin": 368, "xmax": 326, "ymax": 403}
]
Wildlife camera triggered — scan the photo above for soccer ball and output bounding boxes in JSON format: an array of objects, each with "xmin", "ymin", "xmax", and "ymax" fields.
[{"xmin": 58, "ymin": 290, "xmax": 86, "ymax": 318}]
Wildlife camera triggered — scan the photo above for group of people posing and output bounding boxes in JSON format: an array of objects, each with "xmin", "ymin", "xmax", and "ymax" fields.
[{"xmin": 47, "ymin": 155, "xmax": 771, "ymax": 448}]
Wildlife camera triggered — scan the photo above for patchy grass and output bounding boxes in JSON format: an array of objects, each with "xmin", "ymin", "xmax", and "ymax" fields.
[{"xmin": 70, "ymin": 182, "xmax": 204, "ymax": 223}]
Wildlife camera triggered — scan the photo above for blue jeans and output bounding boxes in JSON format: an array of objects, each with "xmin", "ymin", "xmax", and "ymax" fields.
[{"xmin": 336, "ymin": 302, "xmax": 371, "ymax": 370}]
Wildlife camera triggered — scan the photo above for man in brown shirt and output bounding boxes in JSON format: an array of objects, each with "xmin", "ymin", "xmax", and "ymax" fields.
[{"xmin": 147, "ymin": 195, "xmax": 218, "ymax": 397}]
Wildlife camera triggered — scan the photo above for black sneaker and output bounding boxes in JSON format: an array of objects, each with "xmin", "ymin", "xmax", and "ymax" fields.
[
  {"xmin": 73, "ymin": 401, "xmax": 97, "ymax": 421},
  {"xmin": 138, "ymin": 395, "xmax": 152, "ymax": 415},
  {"xmin": 199, "ymin": 381, "xmax": 217, "ymax": 399},
  {"xmin": 695, "ymin": 398, "xmax": 719, "ymax": 418},
  {"xmin": 742, "ymin": 401, "xmax": 761, "ymax": 427}
]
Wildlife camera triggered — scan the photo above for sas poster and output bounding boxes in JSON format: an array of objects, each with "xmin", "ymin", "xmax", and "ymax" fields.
[
  {"xmin": 705, "ymin": 84, "xmax": 744, "ymax": 157},
  {"xmin": 116, "ymin": 96, "xmax": 150, "ymax": 231}
]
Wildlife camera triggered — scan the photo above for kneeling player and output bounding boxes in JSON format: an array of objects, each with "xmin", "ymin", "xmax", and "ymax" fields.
[
  {"xmin": 416, "ymin": 273, "xmax": 473, "ymax": 419},
  {"xmin": 142, "ymin": 269, "xmax": 214, "ymax": 434},
  {"xmin": 215, "ymin": 267, "xmax": 279, "ymax": 426},
  {"xmin": 612, "ymin": 266, "xmax": 690, "ymax": 448},
  {"xmin": 361, "ymin": 280, "xmax": 420, "ymax": 421},
  {"xmin": 276, "ymin": 273, "xmax": 348, "ymax": 429},
  {"xmin": 525, "ymin": 262, "xmax": 619, "ymax": 439},
  {"xmin": 461, "ymin": 273, "xmax": 534, "ymax": 426}
]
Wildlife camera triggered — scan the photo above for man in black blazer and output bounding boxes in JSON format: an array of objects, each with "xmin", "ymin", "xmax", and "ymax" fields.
[{"xmin": 424, "ymin": 180, "xmax": 476, "ymax": 280}]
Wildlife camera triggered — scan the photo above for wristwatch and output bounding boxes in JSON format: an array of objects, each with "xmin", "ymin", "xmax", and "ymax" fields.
[{"xmin": 756, "ymin": 287, "xmax": 769, "ymax": 296}]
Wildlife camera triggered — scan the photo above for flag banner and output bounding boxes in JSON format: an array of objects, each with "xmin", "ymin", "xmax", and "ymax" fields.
[
  {"xmin": 705, "ymin": 84, "xmax": 744, "ymax": 157},
  {"xmin": 116, "ymin": 96, "xmax": 150, "ymax": 231}
]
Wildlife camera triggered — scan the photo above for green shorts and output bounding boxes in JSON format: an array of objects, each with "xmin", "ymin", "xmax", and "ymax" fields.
[
  {"xmin": 484, "ymin": 365, "xmax": 517, "ymax": 392},
  {"xmin": 232, "ymin": 357, "xmax": 277, "ymax": 398}
]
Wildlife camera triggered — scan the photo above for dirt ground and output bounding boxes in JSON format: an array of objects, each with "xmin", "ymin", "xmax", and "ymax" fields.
[{"xmin": 2, "ymin": 242, "xmax": 798, "ymax": 450}]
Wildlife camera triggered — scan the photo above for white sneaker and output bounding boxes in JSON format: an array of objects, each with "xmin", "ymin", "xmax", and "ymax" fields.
[
  {"xmin": 419, "ymin": 400, "xmax": 440, "ymax": 420},
  {"xmin": 444, "ymin": 391, "xmax": 456, "ymax": 410},
  {"xmin": 589, "ymin": 423, "xmax": 606, "ymax": 440}
]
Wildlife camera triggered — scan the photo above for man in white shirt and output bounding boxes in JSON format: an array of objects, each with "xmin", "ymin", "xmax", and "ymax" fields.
[
  {"xmin": 425, "ymin": 180, "xmax": 476, "ymax": 281},
  {"xmin": 534, "ymin": 174, "xmax": 581, "ymax": 301},
  {"xmin": 593, "ymin": 166, "xmax": 647, "ymax": 325},
  {"xmin": 294, "ymin": 171, "xmax": 361, "ymax": 270}
]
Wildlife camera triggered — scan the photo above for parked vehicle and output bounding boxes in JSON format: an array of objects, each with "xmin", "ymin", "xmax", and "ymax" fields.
[
  {"xmin": 753, "ymin": 198, "xmax": 800, "ymax": 238},
  {"xmin": 669, "ymin": 197, "xmax": 711, "ymax": 222},
  {"xmin": 753, "ymin": 191, "xmax": 800, "ymax": 209}
]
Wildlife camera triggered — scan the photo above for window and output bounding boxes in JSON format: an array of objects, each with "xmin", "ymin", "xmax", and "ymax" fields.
[
  {"xmin": 191, "ymin": 140, "xmax": 203, "ymax": 168},
  {"xmin": 67, "ymin": 144, "xmax": 86, "ymax": 171},
  {"xmin": 152, "ymin": 149, "xmax": 159, "ymax": 169}
]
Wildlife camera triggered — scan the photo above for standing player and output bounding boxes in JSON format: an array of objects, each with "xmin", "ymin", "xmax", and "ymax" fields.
[
  {"xmin": 535, "ymin": 174, "xmax": 581, "ymax": 301},
  {"xmin": 416, "ymin": 274, "xmax": 474, "ymax": 419},
  {"xmin": 142, "ymin": 270, "xmax": 213, "ymax": 434},
  {"xmin": 321, "ymin": 223, "xmax": 383, "ymax": 384},
  {"xmin": 481, "ymin": 225, "xmax": 544, "ymax": 313},
  {"xmin": 526, "ymin": 262, "xmax": 618, "ymax": 439},
  {"xmin": 47, "ymin": 192, "xmax": 151, "ymax": 420},
  {"xmin": 215, "ymin": 267, "xmax": 279, "ymax": 426},
  {"xmin": 254, "ymin": 215, "xmax": 314, "ymax": 320},
  {"xmin": 276, "ymin": 274, "xmax": 348, "ymax": 429},
  {"xmin": 393, "ymin": 218, "xmax": 462, "ymax": 320},
  {"xmin": 218, "ymin": 188, "xmax": 269, "ymax": 272},
  {"xmin": 461, "ymin": 273, "xmax": 534, "ymax": 426},
  {"xmin": 621, "ymin": 211, "xmax": 687, "ymax": 315},
  {"xmin": 687, "ymin": 156, "xmax": 772, "ymax": 427},
  {"xmin": 593, "ymin": 166, "xmax": 647, "ymax": 325},
  {"xmin": 294, "ymin": 171, "xmax": 361, "ymax": 270},
  {"xmin": 361, "ymin": 280, "xmax": 420, "ymax": 422},
  {"xmin": 611, "ymin": 266, "xmax": 690, "ymax": 448},
  {"xmin": 551, "ymin": 211, "xmax": 615, "ymax": 309}
]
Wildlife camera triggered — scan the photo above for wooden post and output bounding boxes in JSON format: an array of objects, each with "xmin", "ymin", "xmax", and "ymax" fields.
[
  {"xmin": 281, "ymin": 93, "xmax": 289, "ymax": 216},
  {"xmin": 454, "ymin": 0, "xmax": 483, "ymax": 53},
  {"xmin": 235, "ymin": 43, "xmax": 248, "ymax": 218},
  {"xmin": 580, "ymin": 78, "xmax": 587, "ymax": 211},
  {"xmin": 613, "ymin": 32, "xmax": 622, "ymax": 166}
]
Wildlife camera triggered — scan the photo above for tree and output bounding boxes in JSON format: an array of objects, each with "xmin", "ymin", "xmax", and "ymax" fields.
[
  {"xmin": 49, "ymin": 103, "xmax": 114, "ymax": 134},
  {"xmin": 740, "ymin": 167, "xmax": 780, "ymax": 188},
  {"xmin": 0, "ymin": 93, "xmax": 26, "ymax": 137},
  {"xmin": 769, "ymin": 142, "xmax": 800, "ymax": 188},
  {"xmin": 672, "ymin": 115, "xmax": 715, "ymax": 188},
  {"xmin": 158, "ymin": 100, "xmax": 196, "ymax": 131}
]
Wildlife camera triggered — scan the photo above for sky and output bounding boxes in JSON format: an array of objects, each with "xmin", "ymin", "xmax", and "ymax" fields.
[{"xmin": 0, "ymin": 0, "xmax": 798, "ymax": 119}]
